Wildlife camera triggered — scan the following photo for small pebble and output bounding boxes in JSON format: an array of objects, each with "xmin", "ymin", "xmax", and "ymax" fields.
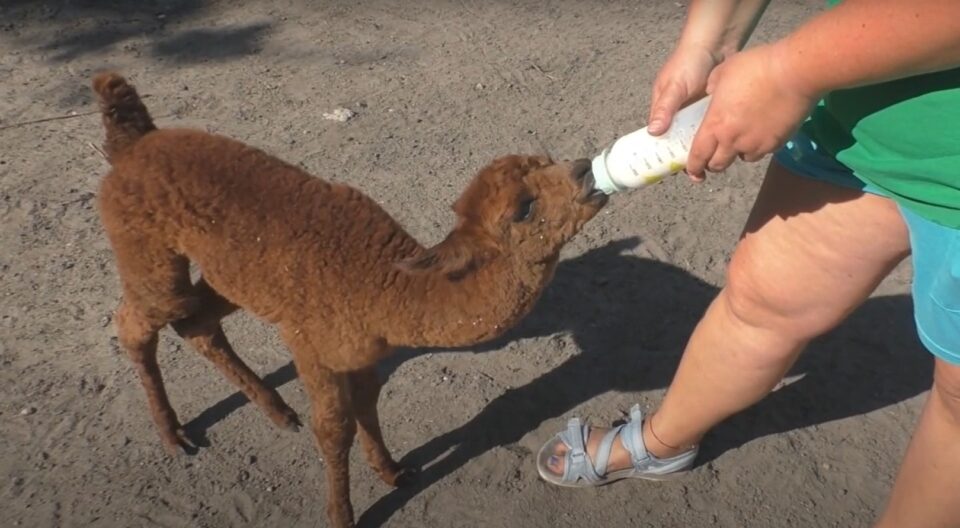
[
  {"xmin": 19, "ymin": 407, "xmax": 36, "ymax": 416},
  {"xmin": 322, "ymin": 108, "xmax": 355, "ymax": 122}
]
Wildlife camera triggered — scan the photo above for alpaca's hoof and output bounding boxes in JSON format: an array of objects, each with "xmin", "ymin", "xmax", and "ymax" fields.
[
  {"xmin": 393, "ymin": 466, "xmax": 419, "ymax": 488},
  {"xmin": 162, "ymin": 428, "xmax": 199, "ymax": 456},
  {"xmin": 276, "ymin": 407, "xmax": 302, "ymax": 432},
  {"xmin": 266, "ymin": 399, "xmax": 301, "ymax": 432}
]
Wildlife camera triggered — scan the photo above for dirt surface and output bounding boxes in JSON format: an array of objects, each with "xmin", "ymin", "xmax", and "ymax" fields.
[{"xmin": 0, "ymin": 1, "xmax": 933, "ymax": 527}]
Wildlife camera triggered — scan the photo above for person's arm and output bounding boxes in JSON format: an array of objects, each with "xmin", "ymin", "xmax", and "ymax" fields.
[
  {"xmin": 685, "ymin": 0, "xmax": 960, "ymax": 178},
  {"xmin": 777, "ymin": 0, "xmax": 960, "ymax": 97},
  {"xmin": 678, "ymin": 0, "xmax": 771, "ymax": 59},
  {"xmin": 648, "ymin": 0, "xmax": 771, "ymax": 135}
]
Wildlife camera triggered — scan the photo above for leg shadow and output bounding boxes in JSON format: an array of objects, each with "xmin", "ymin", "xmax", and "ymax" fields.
[
  {"xmin": 176, "ymin": 238, "xmax": 928, "ymax": 527},
  {"xmin": 182, "ymin": 360, "xmax": 298, "ymax": 440},
  {"xmin": 359, "ymin": 239, "xmax": 930, "ymax": 526}
]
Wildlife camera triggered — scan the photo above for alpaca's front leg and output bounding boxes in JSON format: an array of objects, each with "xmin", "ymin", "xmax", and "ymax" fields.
[
  {"xmin": 313, "ymin": 390, "xmax": 356, "ymax": 528},
  {"xmin": 349, "ymin": 366, "xmax": 417, "ymax": 487},
  {"xmin": 288, "ymin": 338, "xmax": 357, "ymax": 528}
]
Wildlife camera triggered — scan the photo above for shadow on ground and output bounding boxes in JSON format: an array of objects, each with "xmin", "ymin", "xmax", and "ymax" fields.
[
  {"xmin": 3, "ymin": 0, "xmax": 270, "ymax": 63},
  {"xmin": 178, "ymin": 236, "xmax": 930, "ymax": 527}
]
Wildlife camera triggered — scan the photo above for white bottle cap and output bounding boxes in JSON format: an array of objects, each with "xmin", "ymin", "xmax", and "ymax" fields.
[{"xmin": 590, "ymin": 147, "xmax": 620, "ymax": 195}]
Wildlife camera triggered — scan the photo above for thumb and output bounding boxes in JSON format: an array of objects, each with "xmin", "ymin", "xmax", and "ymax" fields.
[{"xmin": 648, "ymin": 84, "xmax": 688, "ymax": 136}]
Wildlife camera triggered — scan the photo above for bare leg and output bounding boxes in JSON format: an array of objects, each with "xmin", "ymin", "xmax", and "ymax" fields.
[
  {"xmin": 349, "ymin": 367, "xmax": 415, "ymax": 486},
  {"xmin": 875, "ymin": 359, "xmax": 960, "ymax": 528},
  {"xmin": 547, "ymin": 161, "xmax": 910, "ymax": 473}
]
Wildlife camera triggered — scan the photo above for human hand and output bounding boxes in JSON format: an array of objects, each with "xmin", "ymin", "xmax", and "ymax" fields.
[
  {"xmin": 648, "ymin": 44, "xmax": 721, "ymax": 137},
  {"xmin": 686, "ymin": 43, "xmax": 820, "ymax": 180}
]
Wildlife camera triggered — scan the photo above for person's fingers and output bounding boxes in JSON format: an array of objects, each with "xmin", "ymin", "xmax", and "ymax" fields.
[
  {"xmin": 705, "ymin": 66, "xmax": 721, "ymax": 96},
  {"xmin": 648, "ymin": 82, "xmax": 688, "ymax": 136},
  {"xmin": 686, "ymin": 128, "xmax": 717, "ymax": 180},
  {"xmin": 737, "ymin": 135, "xmax": 784, "ymax": 163},
  {"xmin": 707, "ymin": 144, "xmax": 738, "ymax": 173}
]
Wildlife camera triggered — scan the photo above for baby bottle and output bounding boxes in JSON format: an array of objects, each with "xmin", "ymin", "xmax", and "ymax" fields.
[{"xmin": 589, "ymin": 96, "xmax": 711, "ymax": 194}]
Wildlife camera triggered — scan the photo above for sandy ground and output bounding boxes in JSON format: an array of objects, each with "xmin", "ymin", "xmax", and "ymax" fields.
[{"xmin": 0, "ymin": 1, "xmax": 934, "ymax": 527}]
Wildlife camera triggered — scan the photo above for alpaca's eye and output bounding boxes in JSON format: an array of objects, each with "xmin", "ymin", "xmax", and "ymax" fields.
[{"xmin": 513, "ymin": 197, "xmax": 537, "ymax": 222}]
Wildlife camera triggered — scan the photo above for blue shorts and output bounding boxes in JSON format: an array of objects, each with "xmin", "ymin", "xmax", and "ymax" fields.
[{"xmin": 774, "ymin": 131, "xmax": 960, "ymax": 365}]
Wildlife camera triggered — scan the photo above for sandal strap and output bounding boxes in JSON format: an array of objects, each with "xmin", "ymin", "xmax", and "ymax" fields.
[
  {"xmin": 595, "ymin": 405, "xmax": 651, "ymax": 475},
  {"xmin": 620, "ymin": 404, "xmax": 651, "ymax": 468},
  {"xmin": 557, "ymin": 418, "xmax": 602, "ymax": 484},
  {"xmin": 592, "ymin": 424, "xmax": 627, "ymax": 477}
]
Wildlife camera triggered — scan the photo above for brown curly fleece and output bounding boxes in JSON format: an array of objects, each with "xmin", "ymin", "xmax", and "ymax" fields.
[{"xmin": 92, "ymin": 71, "xmax": 605, "ymax": 528}]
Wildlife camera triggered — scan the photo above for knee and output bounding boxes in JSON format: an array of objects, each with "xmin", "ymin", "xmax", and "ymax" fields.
[
  {"xmin": 115, "ymin": 303, "xmax": 158, "ymax": 355},
  {"xmin": 312, "ymin": 406, "xmax": 358, "ymax": 449},
  {"xmin": 724, "ymin": 245, "xmax": 841, "ymax": 342}
]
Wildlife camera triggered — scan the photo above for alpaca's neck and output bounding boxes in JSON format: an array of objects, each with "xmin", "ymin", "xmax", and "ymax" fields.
[{"xmin": 383, "ymin": 252, "xmax": 555, "ymax": 349}]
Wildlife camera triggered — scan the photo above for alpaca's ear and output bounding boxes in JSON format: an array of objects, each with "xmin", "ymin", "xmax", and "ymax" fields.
[{"xmin": 396, "ymin": 230, "xmax": 499, "ymax": 279}]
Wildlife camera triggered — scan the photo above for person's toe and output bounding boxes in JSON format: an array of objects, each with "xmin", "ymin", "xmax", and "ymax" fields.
[{"xmin": 546, "ymin": 442, "xmax": 568, "ymax": 475}]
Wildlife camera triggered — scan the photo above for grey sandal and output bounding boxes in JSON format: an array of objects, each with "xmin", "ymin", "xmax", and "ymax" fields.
[{"xmin": 536, "ymin": 405, "xmax": 698, "ymax": 488}]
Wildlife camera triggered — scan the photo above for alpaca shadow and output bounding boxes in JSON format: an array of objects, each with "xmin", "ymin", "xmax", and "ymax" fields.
[
  {"xmin": 357, "ymin": 237, "xmax": 931, "ymax": 527},
  {"xmin": 183, "ymin": 360, "xmax": 297, "ymax": 441},
  {"xmin": 178, "ymin": 236, "xmax": 929, "ymax": 527}
]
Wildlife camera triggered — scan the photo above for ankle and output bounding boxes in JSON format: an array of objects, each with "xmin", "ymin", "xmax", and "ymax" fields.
[{"xmin": 643, "ymin": 414, "xmax": 696, "ymax": 458}]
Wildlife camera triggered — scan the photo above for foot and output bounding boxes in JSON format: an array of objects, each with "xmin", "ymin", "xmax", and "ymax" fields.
[
  {"xmin": 537, "ymin": 405, "xmax": 697, "ymax": 487},
  {"xmin": 160, "ymin": 426, "xmax": 199, "ymax": 456},
  {"xmin": 546, "ymin": 418, "xmax": 680, "ymax": 475},
  {"xmin": 390, "ymin": 466, "xmax": 419, "ymax": 488},
  {"xmin": 374, "ymin": 460, "xmax": 419, "ymax": 487},
  {"xmin": 267, "ymin": 402, "xmax": 302, "ymax": 432}
]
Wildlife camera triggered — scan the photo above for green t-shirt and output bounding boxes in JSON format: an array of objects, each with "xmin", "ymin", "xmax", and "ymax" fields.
[{"xmin": 804, "ymin": 0, "xmax": 960, "ymax": 228}]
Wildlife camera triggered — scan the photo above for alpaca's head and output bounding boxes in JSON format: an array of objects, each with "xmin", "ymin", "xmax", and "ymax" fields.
[{"xmin": 399, "ymin": 155, "xmax": 606, "ymax": 278}]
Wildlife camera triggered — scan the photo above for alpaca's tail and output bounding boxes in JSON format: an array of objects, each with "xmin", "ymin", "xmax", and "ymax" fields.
[{"xmin": 91, "ymin": 72, "xmax": 156, "ymax": 162}]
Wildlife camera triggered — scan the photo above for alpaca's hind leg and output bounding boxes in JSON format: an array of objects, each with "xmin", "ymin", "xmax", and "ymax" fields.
[
  {"xmin": 349, "ymin": 367, "xmax": 416, "ymax": 487},
  {"xmin": 171, "ymin": 279, "xmax": 300, "ymax": 431},
  {"xmin": 116, "ymin": 301, "xmax": 196, "ymax": 455},
  {"xmin": 110, "ymin": 242, "xmax": 199, "ymax": 455}
]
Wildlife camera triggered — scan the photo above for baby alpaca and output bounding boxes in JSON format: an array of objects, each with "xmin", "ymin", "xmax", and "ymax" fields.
[{"xmin": 92, "ymin": 72, "xmax": 606, "ymax": 528}]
